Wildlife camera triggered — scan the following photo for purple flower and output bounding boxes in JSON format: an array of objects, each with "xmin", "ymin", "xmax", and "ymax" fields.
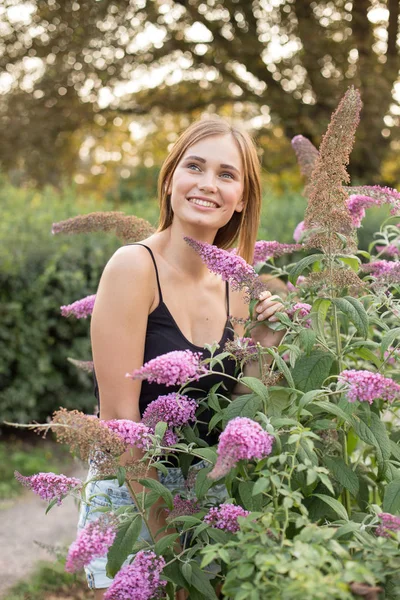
[
  {"xmin": 339, "ymin": 370, "xmax": 400, "ymax": 404},
  {"xmin": 204, "ymin": 503, "xmax": 250, "ymax": 533},
  {"xmin": 60, "ymin": 294, "xmax": 96, "ymax": 319},
  {"xmin": 376, "ymin": 512, "xmax": 400, "ymax": 538},
  {"xmin": 287, "ymin": 302, "xmax": 312, "ymax": 327},
  {"xmin": 346, "ymin": 195, "xmax": 381, "ymax": 228},
  {"xmin": 347, "ymin": 185, "xmax": 400, "ymax": 216},
  {"xmin": 253, "ymin": 241, "xmax": 302, "ymax": 265},
  {"xmin": 65, "ymin": 516, "xmax": 117, "ymax": 572},
  {"xmin": 127, "ymin": 350, "xmax": 208, "ymax": 387},
  {"xmin": 209, "ymin": 417, "xmax": 274, "ymax": 480},
  {"xmin": 104, "ymin": 550, "xmax": 166, "ymax": 600},
  {"xmin": 141, "ymin": 393, "xmax": 197, "ymax": 447},
  {"xmin": 166, "ymin": 494, "xmax": 200, "ymax": 519},
  {"xmin": 14, "ymin": 472, "xmax": 82, "ymax": 505},
  {"xmin": 185, "ymin": 237, "xmax": 264, "ymax": 299},
  {"xmin": 361, "ymin": 260, "xmax": 400, "ymax": 285},
  {"xmin": 105, "ymin": 419, "xmax": 152, "ymax": 450},
  {"xmin": 142, "ymin": 394, "xmax": 197, "ymax": 429},
  {"xmin": 293, "ymin": 221, "xmax": 306, "ymax": 243},
  {"xmin": 287, "ymin": 276, "xmax": 306, "ymax": 292},
  {"xmin": 376, "ymin": 244, "xmax": 400, "ymax": 258}
]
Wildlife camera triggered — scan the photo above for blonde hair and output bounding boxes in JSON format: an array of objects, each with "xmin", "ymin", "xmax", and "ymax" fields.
[{"xmin": 157, "ymin": 118, "xmax": 261, "ymax": 264}]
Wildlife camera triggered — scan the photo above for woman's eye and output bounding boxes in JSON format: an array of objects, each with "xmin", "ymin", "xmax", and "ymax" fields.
[
  {"xmin": 187, "ymin": 163, "xmax": 201, "ymax": 171},
  {"xmin": 221, "ymin": 172, "xmax": 234, "ymax": 179}
]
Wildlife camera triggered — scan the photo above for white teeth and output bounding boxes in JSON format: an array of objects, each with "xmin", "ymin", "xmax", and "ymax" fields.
[{"xmin": 188, "ymin": 198, "xmax": 218, "ymax": 208}]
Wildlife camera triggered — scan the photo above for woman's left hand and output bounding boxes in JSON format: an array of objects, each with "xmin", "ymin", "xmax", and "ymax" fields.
[
  {"xmin": 250, "ymin": 290, "xmax": 286, "ymax": 347},
  {"xmin": 254, "ymin": 290, "xmax": 285, "ymax": 324}
]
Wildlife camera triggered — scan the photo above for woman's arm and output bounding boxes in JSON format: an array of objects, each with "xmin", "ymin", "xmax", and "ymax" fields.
[{"xmin": 91, "ymin": 244, "xmax": 169, "ymax": 540}]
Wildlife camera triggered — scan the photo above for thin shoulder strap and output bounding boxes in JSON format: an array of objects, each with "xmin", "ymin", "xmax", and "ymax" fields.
[
  {"xmin": 225, "ymin": 281, "xmax": 230, "ymax": 316},
  {"xmin": 126, "ymin": 243, "xmax": 163, "ymax": 302}
]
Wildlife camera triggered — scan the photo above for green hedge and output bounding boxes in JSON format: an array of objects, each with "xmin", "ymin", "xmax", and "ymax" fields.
[{"xmin": 0, "ymin": 181, "xmax": 122, "ymax": 422}]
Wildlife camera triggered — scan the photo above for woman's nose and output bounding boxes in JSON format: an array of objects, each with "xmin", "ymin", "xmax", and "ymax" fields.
[{"xmin": 198, "ymin": 174, "xmax": 217, "ymax": 193}]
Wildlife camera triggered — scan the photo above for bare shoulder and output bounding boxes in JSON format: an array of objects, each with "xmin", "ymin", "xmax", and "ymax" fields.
[{"xmin": 95, "ymin": 244, "xmax": 157, "ymax": 313}]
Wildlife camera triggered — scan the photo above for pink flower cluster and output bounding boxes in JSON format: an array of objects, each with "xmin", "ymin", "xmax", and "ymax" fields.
[
  {"xmin": 376, "ymin": 512, "xmax": 400, "ymax": 538},
  {"xmin": 127, "ymin": 350, "xmax": 208, "ymax": 387},
  {"xmin": 339, "ymin": 370, "xmax": 400, "ymax": 404},
  {"xmin": 14, "ymin": 471, "xmax": 82, "ymax": 505},
  {"xmin": 346, "ymin": 195, "xmax": 381, "ymax": 228},
  {"xmin": 142, "ymin": 394, "xmax": 197, "ymax": 429},
  {"xmin": 287, "ymin": 276, "xmax": 306, "ymax": 292},
  {"xmin": 106, "ymin": 419, "xmax": 151, "ymax": 450},
  {"xmin": 293, "ymin": 221, "xmax": 306, "ymax": 243},
  {"xmin": 185, "ymin": 237, "xmax": 260, "ymax": 296},
  {"xmin": 287, "ymin": 302, "xmax": 312, "ymax": 321},
  {"xmin": 361, "ymin": 260, "xmax": 400, "ymax": 285},
  {"xmin": 60, "ymin": 294, "xmax": 96, "ymax": 319},
  {"xmin": 65, "ymin": 516, "xmax": 117, "ymax": 572},
  {"xmin": 209, "ymin": 417, "xmax": 274, "ymax": 480},
  {"xmin": 104, "ymin": 550, "xmax": 166, "ymax": 600},
  {"xmin": 204, "ymin": 503, "xmax": 250, "ymax": 533},
  {"xmin": 376, "ymin": 244, "xmax": 400, "ymax": 258},
  {"xmin": 166, "ymin": 494, "xmax": 200, "ymax": 519},
  {"xmin": 252, "ymin": 241, "xmax": 302, "ymax": 265}
]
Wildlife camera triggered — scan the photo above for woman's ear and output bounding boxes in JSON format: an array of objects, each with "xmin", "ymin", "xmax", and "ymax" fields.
[{"xmin": 235, "ymin": 198, "xmax": 244, "ymax": 213}]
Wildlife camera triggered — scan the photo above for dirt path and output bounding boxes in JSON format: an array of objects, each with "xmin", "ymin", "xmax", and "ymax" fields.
[{"xmin": 0, "ymin": 462, "xmax": 87, "ymax": 598}]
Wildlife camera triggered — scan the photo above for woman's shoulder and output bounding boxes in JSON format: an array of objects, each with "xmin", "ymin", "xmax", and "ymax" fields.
[{"xmin": 98, "ymin": 241, "xmax": 159, "ymax": 302}]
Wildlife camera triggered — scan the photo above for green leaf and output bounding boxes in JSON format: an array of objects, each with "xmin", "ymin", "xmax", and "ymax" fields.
[
  {"xmin": 381, "ymin": 327, "xmax": 400, "ymax": 359},
  {"xmin": 332, "ymin": 297, "xmax": 369, "ymax": 339},
  {"xmin": 155, "ymin": 421, "xmax": 168, "ymax": 439},
  {"xmin": 181, "ymin": 562, "xmax": 193, "ymax": 584},
  {"xmin": 389, "ymin": 440, "xmax": 400, "ymax": 462},
  {"xmin": 208, "ymin": 412, "xmax": 223, "ymax": 432},
  {"xmin": 195, "ymin": 467, "xmax": 214, "ymax": 500},
  {"xmin": 323, "ymin": 456, "xmax": 359, "ymax": 497},
  {"xmin": 292, "ymin": 350, "xmax": 334, "ymax": 393},
  {"xmin": 313, "ymin": 494, "xmax": 349, "ymax": 521},
  {"xmin": 239, "ymin": 481, "xmax": 262, "ymax": 511},
  {"xmin": 351, "ymin": 412, "xmax": 391, "ymax": 468},
  {"xmin": 116, "ymin": 466, "xmax": 126, "ymax": 487},
  {"xmin": 106, "ymin": 515, "xmax": 142, "ymax": 578},
  {"xmin": 45, "ymin": 497, "xmax": 59, "ymax": 515},
  {"xmin": 288, "ymin": 254, "xmax": 324, "ymax": 284},
  {"xmin": 224, "ymin": 393, "xmax": 262, "ymax": 422},
  {"xmin": 207, "ymin": 389, "xmax": 222, "ymax": 413},
  {"xmin": 310, "ymin": 298, "xmax": 331, "ymax": 341},
  {"xmin": 193, "ymin": 447, "xmax": 217, "ymax": 464},
  {"xmin": 337, "ymin": 255, "xmax": 360, "ymax": 272},
  {"xmin": 190, "ymin": 563, "xmax": 219, "ymax": 600},
  {"xmin": 298, "ymin": 389, "xmax": 327, "ymax": 411},
  {"xmin": 267, "ymin": 349, "xmax": 294, "ymax": 388},
  {"xmin": 138, "ymin": 478, "xmax": 174, "ymax": 510},
  {"xmin": 314, "ymin": 401, "xmax": 353, "ymax": 424},
  {"xmin": 298, "ymin": 328, "xmax": 316, "ymax": 354},
  {"xmin": 238, "ymin": 378, "xmax": 269, "ymax": 401},
  {"xmin": 353, "ymin": 347, "xmax": 382, "ymax": 369},
  {"xmin": 383, "ymin": 479, "xmax": 400, "ymax": 513},
  {"xmin": 208, "ymin": 528, "xmax": 230, "ymax": 543},
  {"xmin": 154, "ymin": 532, "xmax": 181, "ymax": 555}
]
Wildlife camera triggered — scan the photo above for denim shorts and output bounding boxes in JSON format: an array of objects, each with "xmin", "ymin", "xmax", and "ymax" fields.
[{"xmin": 77, "ymin": 461, "xmax": 226, "ymax": 590}]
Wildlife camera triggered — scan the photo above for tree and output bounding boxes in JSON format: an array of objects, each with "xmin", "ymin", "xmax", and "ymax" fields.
[{"xmin": 1, "ymin": 0, "xmax": 399, "ymax": 184}]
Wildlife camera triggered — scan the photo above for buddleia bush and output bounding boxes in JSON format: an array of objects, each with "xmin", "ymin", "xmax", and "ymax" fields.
[{"xmin": 10, "ymin": 89, "xmax": 400, "ymax": 599}]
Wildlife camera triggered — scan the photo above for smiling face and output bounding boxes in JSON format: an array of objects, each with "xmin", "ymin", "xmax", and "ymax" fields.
[{"xmin": 168, "ymin": 134, "xmax": 245, "ymax": 233}]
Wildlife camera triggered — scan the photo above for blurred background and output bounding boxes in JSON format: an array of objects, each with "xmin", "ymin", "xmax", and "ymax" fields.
[{"xmin": 0, "ymin": 1, "xmax": 400, "ymax": 596}]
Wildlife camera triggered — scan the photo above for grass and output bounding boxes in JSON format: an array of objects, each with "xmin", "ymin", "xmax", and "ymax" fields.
[
  {"xmin": 3, "ymin": 560, "xmax": 87, "ymax": 600},
  {"xmin": 0, "ymin": 433, "xmax": 74, "ymax": 500}
]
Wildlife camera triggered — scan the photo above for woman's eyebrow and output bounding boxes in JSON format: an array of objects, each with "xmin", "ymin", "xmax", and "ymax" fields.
[{"xmin": 184, "ymin": 155, "xmax": 241, "ymax": 174}]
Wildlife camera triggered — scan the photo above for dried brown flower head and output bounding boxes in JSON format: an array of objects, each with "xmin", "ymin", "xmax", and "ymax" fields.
[
  {"xmin": 52, "ymin": 212, "xmax": 155, "ymax": 244},
  {"xmin": 67, "ymin": 358, "xmax": 94, "ymax": 373},
  {"xmin": 304, "ymin": 268, "xmax": 364, "ymax": 295},
  {"xmin": 261, "ymin": 371, "xmax": 284, "ymax": 387},
  {"xmin": 291, "ymin": 135, "xmax": 319, "ymax": 180},
  {"xmin": 51, "ymin": 409, "xmax": 126, "ymax": 474},
  {"xmin": 304, "ymin": 87, "xmax": 362, "ymax": 254}
]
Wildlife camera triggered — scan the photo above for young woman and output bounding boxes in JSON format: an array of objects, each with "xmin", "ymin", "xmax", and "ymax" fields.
[{"xmin": 78, "ymin": 118, "xmax": 285, "ymax": 598}]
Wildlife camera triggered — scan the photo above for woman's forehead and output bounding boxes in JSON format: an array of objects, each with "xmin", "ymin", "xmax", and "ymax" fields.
[{"xmin": 182, "ymin": 134, "xmax": 242, "ymax": 167}]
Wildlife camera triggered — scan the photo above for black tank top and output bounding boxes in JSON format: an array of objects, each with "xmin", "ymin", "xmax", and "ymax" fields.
[{"xmin": 93, "ymin": 243, "xmax": 237, "ymax": 445}]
